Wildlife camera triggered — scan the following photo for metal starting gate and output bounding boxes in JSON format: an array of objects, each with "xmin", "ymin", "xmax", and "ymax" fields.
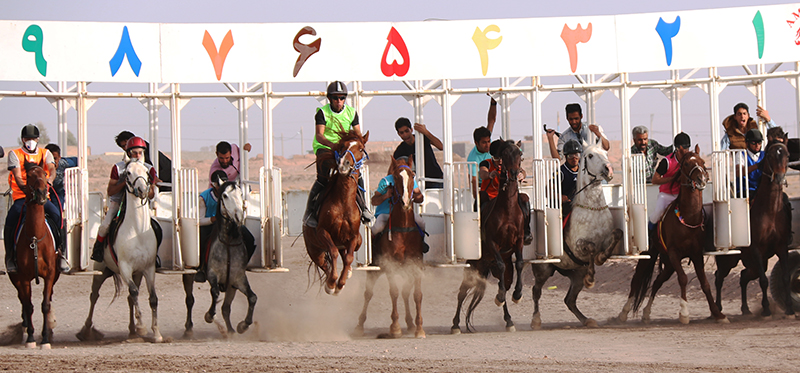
[
  {"xmin": 626, "ymin": 154, "xmax": 649, "ymax": 255},
  {"xmin": 711, "ymin": 150, "xmax": 749, "ymax": 254},
  {"xmin": 451, "ymin": 162, "xmax": 481, "ymax": 262},
  {"xmin": 524, "ymin": 158, "xmax": 562, "ymax": 263}
]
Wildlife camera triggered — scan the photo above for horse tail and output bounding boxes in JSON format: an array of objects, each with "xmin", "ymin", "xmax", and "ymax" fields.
[
  {"xmin": 110, "ymin": 273, "xmax": 125, "ymax": 306},
  {"xmin": 631, "ymin": 252, "xmax": 659, "ymax": 313},
  {"xmin": 464, "ymin": 275, "xmax": 487, "ymax": 333}
]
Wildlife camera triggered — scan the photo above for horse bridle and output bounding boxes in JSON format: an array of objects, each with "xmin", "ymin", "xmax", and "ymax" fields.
[
  {"xmin": 334, "ymin": 146, "xmax": 369, "ymax": 181},
  {"xmin": 679, "ymin": 154, "xmax": 706, "ymax": 191},
  {"xmin": 390, "ymin": 165, "xmax": 413, "ymax": 206},
  {"xmin": 124, "ymin": 170, "xmax": 151, "ymax": 205},
  {"xmin": 760, "ymin": 142, "xmax": 787, "ymax": 186}
]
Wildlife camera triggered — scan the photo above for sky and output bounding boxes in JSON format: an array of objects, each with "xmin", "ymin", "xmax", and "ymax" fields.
[{"xmin": 1, "ymin": 0, "xmax": 798, "ymax": 157}]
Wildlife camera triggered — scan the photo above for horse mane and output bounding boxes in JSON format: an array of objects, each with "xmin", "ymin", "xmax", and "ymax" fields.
[{"xmin": 316, "ymin": 129, "xmax": 368, "ymax": 166}]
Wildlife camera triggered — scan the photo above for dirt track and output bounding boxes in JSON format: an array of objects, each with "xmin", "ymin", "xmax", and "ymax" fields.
[{"xmin": 1, "ymin": 235, "xmax": 800, "ymax": 372}]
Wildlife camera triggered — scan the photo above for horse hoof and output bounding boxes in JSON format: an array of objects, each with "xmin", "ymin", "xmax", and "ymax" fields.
[
  {"xmin": 204, "ymin": 313, "xmax": 214, "ymax": 324},
  {"xmin": 182, "ymin": 329, "xmax": 194, "ymax": 339},
  {"xmin": 494, "ymin": 297, "xmax": 505, "ymax": 307},
  {"xmin": 717, "ymin": 316, "xmax": 730, "ymax": 324},
  {"xmin": 450, "ymin": 327, "xmax": 461, "ymax": 335},
  {"xmin": 346, "ymin": 269, "xmax": 353, "ymax": 279},
  {"xmin": 237, "ymin": 321, "xmax": 250, "ymax": 334},
  {"xmin": 584, "ymin": 319, "xmax": 599, "ymax": 328},
  {"xmin": 506, "ymin": 325, "xmax": 516, "ymax": 333},
  {"xmin": 40, "ymin": 343, "xmax": 51, "ymax": 350},
  {"xmin": 531, "ymin": 314, "xmax": 542, "ymax": 330},
  {"xmin": 324, "ymin": 285, "xmax": 335, "ymax": 295},
  {"xmin": 353, "ymin": 326, "xmax": 365, "ymax": 337},
  {"xmin": 153, "ymin": 335, "xmax": 163, "ymax": 343},
  {"xmin": 136, "ymin": 327, "xmax": 148, "ymax": 337},
  {"xmin": 415, "ymin": 329, "xmax": 426, "ymax": 339},
  {"xmin": 333, "ymin": 286, "xmax": 343, "ymax": 296},
  {"xmin": 679, "ymin": 315, "xmax": 690, "ymax": 324},
  {"xmin": 642, "ymin": 317, "xmax": 651, "ymax": 325},
  {"xmin": 512, "ymin": 296, "xmax": 521, "ymax": 304},
  {"xmin": 25, "ymin": 342, "xmax": 36, "ymax": 349}
]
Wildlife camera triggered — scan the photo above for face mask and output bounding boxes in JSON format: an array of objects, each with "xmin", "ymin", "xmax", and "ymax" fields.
[{"xmin": 24, "ymin": 140, "xmax": 37, "ymax": 152}]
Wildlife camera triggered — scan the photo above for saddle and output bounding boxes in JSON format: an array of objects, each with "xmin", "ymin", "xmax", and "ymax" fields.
[
  {"xmin": 13, "ymin": 208, "xmax": 61, "ymax": 252},
  {"xmin": 106, "ymin": 197, "xmax": 163, "ymax": 266}
]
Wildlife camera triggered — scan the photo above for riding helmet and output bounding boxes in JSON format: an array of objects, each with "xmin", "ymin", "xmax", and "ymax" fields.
[
  {"xmin": 125, "ymin": 136, "xmax": 147, "ymax": 151},
  {"xmin": 20, "ymin": 124, "xmax": 40, "ymax": 139},
  {"xmin": 673, "ymin": 132, "xmax": 691, "ymax": 149},
  {"xmin": 326, "ymin": 81, "xmax": 347, "ymax": 97},
  {"xmin": 563, "ymin": 140, "xmax": 583, "ymax": 155},
  {"xmin": 745, "ymin": 128, "xmax": 763, "ymax": 143},
  {"xmin": 489, "ymin": 139, "xmax": 504, "ymax": 157}
]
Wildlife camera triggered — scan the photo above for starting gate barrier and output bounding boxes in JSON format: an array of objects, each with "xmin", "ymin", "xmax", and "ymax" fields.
[
  {"xmin": 524, "ymin": 158, "xmax": 562, "ymax": 263},
  {"xmin": 711, "ymin": 150, "xmax": 748, "ymax": 254},
  {"xmin": 626, "ymin": 154, "xmax": 649, "ymax": 255}
]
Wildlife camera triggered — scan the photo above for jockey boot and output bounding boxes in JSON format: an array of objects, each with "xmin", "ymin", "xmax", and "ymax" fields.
[
  {"xmin": 91, "ymin": 237, "xmax": 106, "ymax": 262},
  {"xmin": 356, "ymin": 186, "xmax": 374, "ymax": 225},
  {"xmin": 519, "ymin": 195, "xmax": 533, "ymax": 245},
  {"xmin": 4, "ymin": 246, "xmax": 16, "ymax": 274},
  {"xmin": 58, "ymin": 250, "xmax": 71, "ymax": 273},
  {"xmin": 303, "ymin": 180, "xmax": 326, "ymax": 228}
]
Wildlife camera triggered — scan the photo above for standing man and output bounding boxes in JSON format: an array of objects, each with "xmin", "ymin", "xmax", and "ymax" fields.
[
  {"xmin": 209, "ymin": 141, "xmax": 251, "ymax": 188},
  {"xmin": 5, "ymin": 124, "xmax": 68, "ymax": 273},
  {"xmin": 648, "ymin": 133, "xmax": 692, "ymax": 232},
  {"xmin": 721, "ymin": 103, "xmax": 775, "ymax": 150},
  {"xmin": 559, "ymin": 140, "xmax": 582, "ymax": 218},
  {"xmin": 467, "ymin": 97, "xmax": 498, "ymax": 198},
  {"xmin": 393, "ymin": 118, "xmax": 444, "ymax": 189},
  {"xmin": 91, "ymin": 137, "xmax": 158, "ymax": 262},
  {"xmin": 630, "ymin": 125, "xmax": 673, "ymax": 183},
  {"xmin": 549, "ymin": 103, "xmax": 610, "ymax": 159},
  {"xmin": 303, "ymin": 81, "xmax": 373, "ymax": 228}
]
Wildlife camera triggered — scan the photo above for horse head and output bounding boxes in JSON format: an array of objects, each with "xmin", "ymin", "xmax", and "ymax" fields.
[
  {"xmin": 334, "ymin": 130, "xmax": 369, "ymax": 177},
  {"xmin": 679, "ymin": 149, "xmax": 708, "ymax": 191},
  {"xmin": 217, "ymin": 181, "xmax": 245, "ymax": 226},
  {"xmin": 497, "ymin": 140, "xmax": 523, "ymax": 189},
  {"xmin": 581, "ymin": 143, "xmax": 613, "ymax": 182},
  {"xmin": 124, "ymin": 159, "xmax": 151, "ymax": 201},
  {"xmin": 390, "ymin": 156, "xmax": 415, "ymax": 211},
  {"xmin": 762, "ymin": 140, "xmax": 789, "ymax": 186},
  {"xmin": 23, "ymin": 159, "xmax": 48, "ymax": 205}
]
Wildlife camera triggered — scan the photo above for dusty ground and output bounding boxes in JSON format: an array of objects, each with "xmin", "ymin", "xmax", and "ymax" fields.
[{"xmin": 1, "ymin": 147, "xmax": 800, "ymax": 371}]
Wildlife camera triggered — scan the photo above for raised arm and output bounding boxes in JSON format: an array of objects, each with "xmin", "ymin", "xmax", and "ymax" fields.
[
  {"xmin": 487, "ymin": 97, "xmax": 497, "ymax": 134},
  {"xmin": 414, "ymin": 123, "xmax": 443, "ymax": 151}
]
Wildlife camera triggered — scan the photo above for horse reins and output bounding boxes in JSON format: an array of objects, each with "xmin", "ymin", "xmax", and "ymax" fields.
[
  {"xmin": 29, "ymin": 235, "xmax": 45, "ymax": 284},
  {"xmin": 387, "ymin": 165, "xmax": 418, "ymax": 241}
]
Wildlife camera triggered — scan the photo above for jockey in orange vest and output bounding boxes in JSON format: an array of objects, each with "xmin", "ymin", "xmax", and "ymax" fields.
[{"xmin": 4, "ymin": 124, "xmax": 68, "ymax": 273}]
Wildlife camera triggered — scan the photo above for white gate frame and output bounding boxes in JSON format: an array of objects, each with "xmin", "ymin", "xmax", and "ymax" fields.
[
  {"xmin": 526, "ymin": 158, "xmax": 562, "ymax": 264},
  {"xmin": 711, "ymin": 150, "xmax": 748, "ymax": 255},
  {"xmin": 622, "ymin": 153, "xmax": 649, "ymax": 256}
]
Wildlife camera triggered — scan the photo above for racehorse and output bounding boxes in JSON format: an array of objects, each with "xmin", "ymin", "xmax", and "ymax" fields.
[
  {"xmin": 304, "ymin": 130, "xmax": 369, "ymax": 295},
  {"xmin": 182, "ymin": 181, "xmax": 257, "ymax": 338},
  {"xmin": 451, "ymin": 140, "xmax": 526, "ymax": 333},
  {"xmin": 355, "ymin": 156, "xmax": 425, "ymax": 338},
  {"xmin": 76, "ymin": 158, "xmax": 162, "ymax": 342},
  {"xmin": 714, "ymin": 141, "xmax": 794, "ymax": 317},
  {"xmin": 530, "ymin": 143, "xmax": 623, "ymax": 328},
  {"xmin": 9, "ymin": 160, "xmax": 60, "ymax": 348},
  {"xmin": 616, "ymin": 148, "xmax": 728, "ymax": 324}
]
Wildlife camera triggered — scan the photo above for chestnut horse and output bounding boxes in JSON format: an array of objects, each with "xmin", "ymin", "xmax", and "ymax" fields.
[
  {"xmin": 616, "ymin": 148, "xmax": 729, "ymax": 324},
  {"xmin": 9, "ymin": 160, "xmax": 60, "ymax": 348},
  {"xmin": 714, "ymin": 141, "xmax": 794, "ymax": 317},
  {"xmin": 355, "ymin": 156, "xmax": 425, "ymax": 338},
  {"xmin": 304, "ymin": 130, "xmax": 369, "ymax": 295},
  {"xmin": 451, "ymin": 140, "xmax": 525, "ymax": 333}
]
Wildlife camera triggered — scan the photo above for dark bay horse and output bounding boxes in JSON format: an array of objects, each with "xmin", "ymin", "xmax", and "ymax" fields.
[
  {"xmin": 451, "ymin": 140, "xmax": 525, "ymax": 333},
  {"xmin": 355, "ymin": 156, "xmax": 425, "ymax": 338},
  {"xmin": 616, "ymin": 148, "xmax": 728, "ymax": 324},
  {"xmin": 714, "ymin": 141, "xmax": 794, "ymax": 317},
  {"xmin": 304, "ymin": 130, "xmax": 369, "ymax": 295},
  {"xmin": 9, "ymin": 160, "xmax": 60, "ymax": 348}
]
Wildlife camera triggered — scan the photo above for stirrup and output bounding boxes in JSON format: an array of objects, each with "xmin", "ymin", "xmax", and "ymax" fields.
[
  {"xmin": 304, "ymin": 214, "xmax": 318, "ymax": 228},
  {"xmin": 5, "ymin": 259, "xmax": 17, "ymax": 274}
]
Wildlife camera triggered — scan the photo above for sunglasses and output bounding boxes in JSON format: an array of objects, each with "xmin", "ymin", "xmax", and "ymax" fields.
[
  {"xmin": 748, "ymin": 141, "xmax": 761, "ymax": 145},
  {"xmin": 330, "ymin": 96, "xmax": 347, "ymax": 101}
]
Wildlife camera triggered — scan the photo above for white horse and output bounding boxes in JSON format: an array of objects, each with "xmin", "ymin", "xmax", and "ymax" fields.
[
  {"xmin": 77, "ymin": 158, "xmax": 162, "ymax": 342},
  {"xmin": 530, "ymin": 143, "xmax": 623, "ymax": 328}
]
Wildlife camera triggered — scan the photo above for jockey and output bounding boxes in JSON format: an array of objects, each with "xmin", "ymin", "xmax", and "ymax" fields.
[
  {"xmin": 370, "ymin": 156, "xmax": 429, "ymax": 253},
  {"xmin": 560, "ymin": 140, "xmax": 582, "ymax": 217},
  {"xmin": 303, "ymin": 81, "xmax": 373, "ymax": 228},
  {"xmin": 479, "ymin": 139, "xmax": 533, "ymax": 245},
  {"xmin": 91, "ymin": 136, "xmax": 157, "ymax": 262},
  {"xmin": 194, "ymin": 170, "xmax": 257, "ymax": 283},
  {"xmin": 4, "ymin": 124, "xmax": 68, "ymax": 273},
  {"xmin": 648, "ymin": 132, "xmax": 692, "ymax": 232}
]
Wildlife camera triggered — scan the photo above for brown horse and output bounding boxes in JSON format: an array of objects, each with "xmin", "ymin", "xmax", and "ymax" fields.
[
  {"xmin": 303, "ymin": 130, "xmax": 369, "ymax": 295},
  {"xmin": 355, "ymin": 156, "xmax": 425, "ymax": 338},
  {"xmin": 9, "ymin": 160, "xmax": 60, "ymax": 348},
  {"xmin": 714, "ymin": 141, "xmax": 794, "ymax": 317},
  {"xmin": 451, "ymin": 140, "xmax": 526, "ymax": 333},
  {"xmin": 616, "ymin": 148, "xmax": 729, "ymax": 324}
]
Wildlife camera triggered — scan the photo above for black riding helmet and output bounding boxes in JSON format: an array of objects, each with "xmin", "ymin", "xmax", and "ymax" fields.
[
  {"xmin": 673, "ymin": 132, "xmax": 691, "ymax": 149},
  {"xmin": 745, "ymin": 128, "xmax": 763, "ymax": 143},
  {"xmin": 563, "ymin": 140, "xmax": 582, "ymax": 156},
  {"xmin": 326, "ymin": 81, "xmax": 347, "ymax": 97},
  {"xmin": 21, "ymin": 124, "xmax": 40, "ymax": 139},
  {"xmin": 489, "ymin": 139, "xmax": 504, "ymax": 158}
]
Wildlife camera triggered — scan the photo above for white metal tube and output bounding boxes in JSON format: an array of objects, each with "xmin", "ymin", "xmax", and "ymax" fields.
[
  {"xmin": 170, "ymin": 83, "xmax": 183, "ymax": 269},
  {"xmin": 709, "ymin": 68, "xmax": 721, "ymax": 152}
]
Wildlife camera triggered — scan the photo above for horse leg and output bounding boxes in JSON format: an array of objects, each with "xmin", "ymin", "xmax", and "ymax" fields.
[
  {"xmin": 205, "ymin": 272, "xmax": 221, "ymax": 325},
  {"xmin": 512, "ymin": 248, "xmax": 525, "ymax": 303},
  {"xmin": 776, "ymin": 248, "xmax": 796, "ymax": 316},
  {"xmin": 451, "ymin": 267, "xmax": 477, "ymax": 334},
  {"xmin": 501, "ymin": 256, "xmax": 516, "ymax": 331},
  {"xmin": 615, "ymin": 256, "xmax": 654, "ymax": 324},
  {"xmin": 143, "ymin": 266, "xmax": 161, "ymax": 342},
  {"xmin": 691, "ymin": 253, "xmax": 728, "ymax": 323},
  {"xmin": 401, "ymin": 272, "xmax": 415, "ymax": 333},
  {"xmin": 76, "ymin": 270, "xmax": 112, "ymax": 341},
  {"xmin": 181, "ymin": 273, "xmax": 195, "ymax": 338},
  {"xmin": 755, "ymin": 252, "xmax": 772, "ymax": 318},
  {"xmin": 314, "ymin": 230, "xmax": 339, "ymax": 294},
  {"xmin": 236, "ymin": 275, "xmax": 257, "ymax": 334},
  {"xmin": 487, "ymin": 242, "xmax": 506, "ymax": 307},
  {"xmin": 530, "ymin": 264, "xmax": 556, "ymax": 330},
  {"xmin": 355, "ymin": 270, "xmax": 381, "ymax": 337},
  {"xmin": 738, "ymin": 250, "xmax": 762, "ymax": 316},
  {"xmin": 221, "ymin": 286, "xmax": 237, "ymax": 335},
  {"xmin": 595, "ymin": 229, "xmax": 624, "ymax": 266},
  {"xmin": 15, "ymin": 280, "xmax": 35, "ymax": 347},
  {"xmin": 672, "ymin": 255, "xmax": 691, "ymax": 324},
  {"xmin": 713, "ymin": 255, "xmax": 738, "ymax": 312},
  {"xmin": 125, "ymin": 271, "xmax": 145, "ymax": 339},
  {"xmin": 388, "ymin": 272, "xmax": 402, "ymax": 338},
  {"xmin": 336, "ymin": 236, "xmax": 361, "ymax": 294},
  {"xmin": 413, "ymin": 264, "xmax": 425, "ymax": 338},
  {"xmin": 565, "ymin": 268, "xmax": 595, "ymax": 327},
  {"xmin": 642, "ymin": 261, "xmax": 675, "ymax": 324},
  {"xmin": 40, "ymin": 273, "xmax": 56, "ymax": 349}
]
